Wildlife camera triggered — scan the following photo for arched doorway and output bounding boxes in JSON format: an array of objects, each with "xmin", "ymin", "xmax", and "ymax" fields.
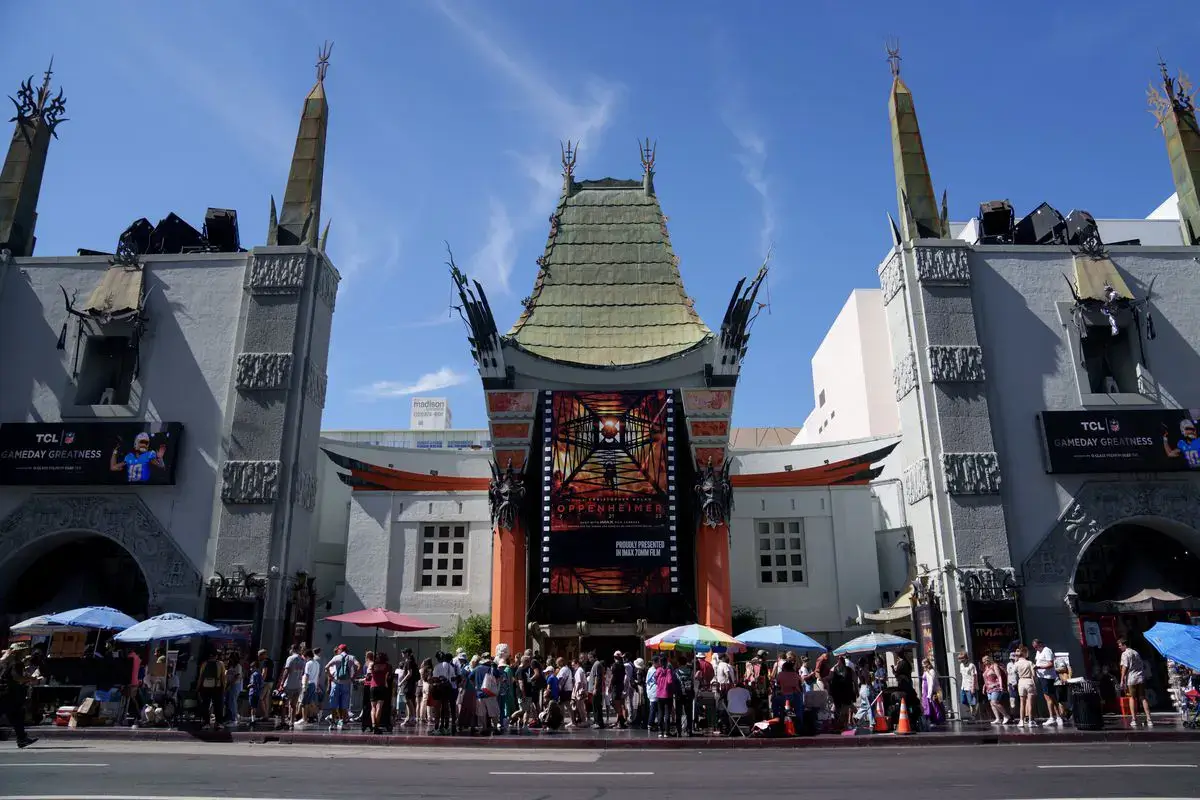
[
  {"xmin": 1073, "ymin": 519, "xmax": 1200, "ymax": 709},
  {"xmin": 0, "ymin": 494, "xmax": 204, "ymax": 628},
  {"xmin": 1, "ymin": 535, "xmax": 151, "ymax": 623}
]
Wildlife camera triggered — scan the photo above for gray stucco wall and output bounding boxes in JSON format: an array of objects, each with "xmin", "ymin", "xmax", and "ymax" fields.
[
  {"xmin": 971, "ymin": 246, "xmax": 1200, "ymax": 564},
  {"xmin": 0, "ymin": 254, "xmax": 246, "ymax": 584}
]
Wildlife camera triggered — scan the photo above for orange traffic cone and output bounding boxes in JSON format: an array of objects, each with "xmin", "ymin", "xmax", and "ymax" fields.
[
  {"xmin": 873, "ymin": 694, "xmax": 889, "ymax": 733},
  {"xmin": 895, "ymin": 697, "xmax": 913, "ymax": 735}
]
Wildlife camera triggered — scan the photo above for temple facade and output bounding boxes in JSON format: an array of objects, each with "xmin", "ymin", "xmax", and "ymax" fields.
[
  {"xmin": 0, "ymin": 53, "xmax": 340, "ymax": 656},
  {"xmin": 322, "ymin": 143, "xmax": 896, "ymax": 655}
]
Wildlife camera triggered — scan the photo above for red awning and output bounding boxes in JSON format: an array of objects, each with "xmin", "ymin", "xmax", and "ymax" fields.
[{"xmin": 324, "ymin": 608, "xmax": 437, "ymax": 632}]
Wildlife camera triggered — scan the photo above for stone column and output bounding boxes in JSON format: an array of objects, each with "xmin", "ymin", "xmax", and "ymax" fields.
[{"xmin": 490, "ymin": 518, "xmax": 527, "ymax": 654}]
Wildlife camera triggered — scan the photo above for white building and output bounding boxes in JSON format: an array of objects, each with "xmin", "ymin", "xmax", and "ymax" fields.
[
  {"xmin": 796, "ymin": 289, "xmax": 899, "ymax": 444},
  {"xmin": 313, "ymin": 426, "xmax": 912, "ymax": 655}
]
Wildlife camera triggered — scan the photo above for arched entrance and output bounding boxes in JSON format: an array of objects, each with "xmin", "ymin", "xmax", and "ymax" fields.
[
  {"xmin": 0, "ymin": 494, "xmax": 204, "ymax": 627},
  {"xmin": 2, "ymin": 535, "xmax": 151, "ymax": 622},
  {"xmin": 1022, "ymin": 481, "xmax": 1200, "ymax": 708}
]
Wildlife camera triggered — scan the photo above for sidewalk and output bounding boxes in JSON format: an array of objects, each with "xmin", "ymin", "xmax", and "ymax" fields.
[{"xmin": 18, "ymin": 714, "xmax": 1196, "ymax": 749}]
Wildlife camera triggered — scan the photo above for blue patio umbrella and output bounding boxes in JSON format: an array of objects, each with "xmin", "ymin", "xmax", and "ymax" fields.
[
  {"xmin": 833, "ymin": 632, "xmax": 916, "ymax": 656},
  {"xmin": 46, "ymin": 606, "xmax": 139, "ymax": 632},
  {"xmin": 113, "ymin": 613, "xmax": 220, "ymax": 644},
  {"xmin": 736, "ymin": 625, "xmax": 827, "ymax": 652},
  {"xmin": 1143, "ymin": 621, "xmax": 1200, "ymax": 672}
]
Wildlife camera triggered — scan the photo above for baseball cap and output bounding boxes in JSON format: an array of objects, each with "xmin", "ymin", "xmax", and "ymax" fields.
[{"xmin": 336, "ymin": 644, "xmax": 348, "ymax": 653}]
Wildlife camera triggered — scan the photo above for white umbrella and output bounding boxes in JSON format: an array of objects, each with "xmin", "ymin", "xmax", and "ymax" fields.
[{"xmin": 9, "ymin": 613, "xmax": 86, "ymax": 636}]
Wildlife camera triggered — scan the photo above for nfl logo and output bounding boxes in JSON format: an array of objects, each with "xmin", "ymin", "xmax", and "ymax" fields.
[
  {"xmin": 63, "ymin": 432, "xmax": 75, "ymax": 444},
  {"xmin": 1107, "ymin": 419, "xmax": 1119, "ymax": 433}
]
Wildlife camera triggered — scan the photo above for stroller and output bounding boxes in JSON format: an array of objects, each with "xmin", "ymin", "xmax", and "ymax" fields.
[{"xmin": 1182, "ymin": 688, "xmax": 1199, "ymax": 730}]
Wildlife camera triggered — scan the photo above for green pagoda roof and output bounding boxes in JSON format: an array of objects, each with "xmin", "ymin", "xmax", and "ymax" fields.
[{"xmin": 506, "ymin": 177, "xmax": 712, "ymax": 367}]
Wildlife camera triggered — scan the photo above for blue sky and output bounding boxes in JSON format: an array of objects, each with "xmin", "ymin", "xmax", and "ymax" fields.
[{"xmin": 4, "ymin": 1, "xmax": 1194, "ymax": 431}]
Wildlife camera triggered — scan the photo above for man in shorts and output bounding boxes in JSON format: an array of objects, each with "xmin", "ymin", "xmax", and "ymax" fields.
[
  {"xmin": 325, "ymin": 644, "xmax": 359, "ymax": 729},
  {"xmin": 1118, "ymin": 638, "xmax": 1153, "ymax": 727},
  {"xmin": 1032, "ymin": 639, "xmax": 1063, "ymax": 726},
  {"xmin": 279, "ymin": 644, "xmax": 305, "ymax": 729}
]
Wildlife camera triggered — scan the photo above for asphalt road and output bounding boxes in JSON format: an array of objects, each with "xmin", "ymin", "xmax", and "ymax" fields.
[{"xmin": 0, "ymin": 740, "xmax": 1197, "ymax": 799}]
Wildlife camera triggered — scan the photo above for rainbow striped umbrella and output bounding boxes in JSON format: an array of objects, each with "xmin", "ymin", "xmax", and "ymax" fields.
[{"xmin": 645, "ymin": 623, "xmax": 746, "ymax": 653}]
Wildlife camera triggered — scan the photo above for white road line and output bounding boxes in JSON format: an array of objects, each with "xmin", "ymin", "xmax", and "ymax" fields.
[
  {"xmin": 1036, "ymin": 764, "xmax": 1197, "ymax": 769},
  {"xmin": 0, "ymin": 764, "xmax": 109, "ymax": 768},
  {"xmin": 489, "ymin": 771, "xmax": 654, "ymax": 776}
]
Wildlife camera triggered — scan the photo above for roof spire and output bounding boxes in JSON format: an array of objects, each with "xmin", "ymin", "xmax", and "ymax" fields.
[
  {"xmin": 560, "ymin": 139, "xmax": 577, "ymax": 197},
  {"xmin": 270, "ymin": 43, "xmax": 331, "ymax": 246},
  {"xmin": 1148, "ymin": 55, "xmax": 1200, "ymax": 244},
  {"xmin": 640, "ymin": 137, "xmax": 656, "ymax": 197},
  {"xmin": 886, "ymin": 45, "xmax": 947, "ymax": 241},
  {"xmin": 886, "ymin": 37, "xmax": 901, "ymax": 78},
  {"xmin": 1, "ymin": 57, "xmax": 67, "ymax": 256},
  {"xmin": 316, "ymin": 41, "xmax": 333, "ymax": 83}
]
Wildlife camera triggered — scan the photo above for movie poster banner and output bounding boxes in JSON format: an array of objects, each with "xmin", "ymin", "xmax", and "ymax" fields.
[
  {"xmin": 0, "ymin": 421, "xmax": 183, "ymax": 486},
  {"xmin": 543, "ymin": 390, "xmax": 676, "ymax": 595}
]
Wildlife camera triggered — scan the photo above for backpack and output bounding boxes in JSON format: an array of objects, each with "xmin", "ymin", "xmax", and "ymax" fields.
[
  {"xmin": 200, "ymin": 660, "xmax": 220, "ymax": 689},
  {"xmin": 676, "ymin": 666, "xmax": 694, "ymax": 695},
  {"xmin": 334, "ymin": 654, "xmax": 354, "ymax": 681}
]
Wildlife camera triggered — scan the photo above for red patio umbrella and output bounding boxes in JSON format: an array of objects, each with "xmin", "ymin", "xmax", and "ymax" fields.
[{"xmin": 323, "ymin": 607, "xmax": 437, "ymax": 651}]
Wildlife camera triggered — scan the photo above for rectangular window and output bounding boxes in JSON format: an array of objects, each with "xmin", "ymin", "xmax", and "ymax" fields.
[
  {"xmin": 755, "ymin": 519, "xmax": 806, "ymax": 586},
  {"xmin": 419, "ymin": 524, "xmax": 467, "ymax": 590},
  {"xmin": 74, "ymin": 335, "xmax": 136, "ymax": 405},
  {"xmin": 818, "ymin": 389, "xmax": 826, "ymax": 407}
]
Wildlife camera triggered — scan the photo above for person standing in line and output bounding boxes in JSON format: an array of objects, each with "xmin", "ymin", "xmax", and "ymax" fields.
[
  {"xmin": 957, "ymin": 651, "xmax": 979, "ymax": 722},
  {"xmin": 325, "ymin": 644, "xmax": 359, "ymax": 730},
  {"xmin": 1032, "ymin": 639, "xmax": 1064, "ymax": 726},
  {"xmin": 359, "ymin": 650, "xmax": 375, "ymax": 732},
  {"xmin": 431, "ymin": 651, "xmax": 458, "ymax": 735},
  {"xmin": 674, "ymin": 654, "xmax": 695, "ymax": 736},
  {"xmin": 299, "ymin": 648, "xmax": 321, "ymax": 726},
  {"xmin": 645, "ymin": 656, "xmax": 660, "ymax": 731},
  {"xmin": 255, "ymin": 649, "xmax": 275, "ymax": 721},
  {"xmin": 981, "ymin": 655, "xmax": 1012, "ymax": 725},
  {"xmin": 1005, "ymin": 651, "xmax": 1019, "ymax": 720},
  {"xmin": 919, "ymin": 658, "xmax": 941, "ymax": 726},
  {"xmin": 572, "ymin": 657, "xmax": 589, "ymax": 728},
  {"xmin": 554, "ymin": 656, "xmax": 574, "ymax": 724},
  {"xmin": 610, "ymin": 651, "xmax": 628, "ymax": 729},
  {"xmin": 714, "ymin": 653, "xmax": 736, "ymax": 703},
  {"xmin": 368, "ymin": 650, "xmax": 391, "ymax": 733},
  {"xmin": 195, "ymin": 648, "xmax": 227, "ymax": 729},
  {"xmin": 247, "ymin": 658, "xmax": 264, "ymax": 726},
  {"xmin": 1118, "ymin": 638, "xmax": 1154, "ymax": 728},
  {"xmin": 589, "ymin": 653, "xmax": 607, "ymax": 729},
  {"xmin": 396, "ymin": 650, "xmax": 417, "ymax": 726},
  {"xmin": 1014, "ymin": 646, "xmax": 1037, "ymax": 727},
  {"xmin": 279, "ymin": 644, "xmax": 305, "ymax": 730},
  {"xmin": 654, "ymin": 656, "xmax": 676, "ymax": 738},
  {"xmin": 225, "ymin": 651, "xmax": 244, "ymax": 726}
]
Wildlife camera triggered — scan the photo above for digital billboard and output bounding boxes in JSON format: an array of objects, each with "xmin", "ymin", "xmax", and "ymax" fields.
[
  {"xmin": 1038, "ymin": 409, "xmax": 1200, "ymax": 474},
  {"xmin": 543, "ymin": 390, "xmax": 676, "ymax": 594},
  {"xmin": 0, "ymin": 421, "xmax": 183, "ymax": 485}
]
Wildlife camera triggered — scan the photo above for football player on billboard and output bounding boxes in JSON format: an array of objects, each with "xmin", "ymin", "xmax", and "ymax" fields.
[
  {"xmin": 1162, "ymin": 416, "xmax": 1200, "ymax": 469},
  {"xmin": 110, "ymin": 432, "xmax": 167, "ymax": 483}
]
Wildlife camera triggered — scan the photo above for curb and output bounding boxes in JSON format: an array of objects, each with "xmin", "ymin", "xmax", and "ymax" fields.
[{"xmin": 21, "ymin": 726, "xmax": 1198, "ymax": 749}]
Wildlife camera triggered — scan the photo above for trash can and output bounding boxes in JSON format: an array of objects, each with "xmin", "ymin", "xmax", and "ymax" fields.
[{"xmin": 1071, "ymin": 679, "xmax": 1103, "ymax": 731}]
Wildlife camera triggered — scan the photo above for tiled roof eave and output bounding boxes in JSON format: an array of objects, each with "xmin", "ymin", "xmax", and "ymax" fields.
[{"xmin": 502, "ymin": 335, "xmax": 713, "ymax": 370}]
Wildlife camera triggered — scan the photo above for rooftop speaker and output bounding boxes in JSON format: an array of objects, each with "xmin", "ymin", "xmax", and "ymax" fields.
[
  {"xmin": 118, "ymin": 218, "xmax": 154, "ymax": 255},
  {"xmin": 1013, "ymin": 202, "xmax": 1066, "ymax": 245},
  {"xmin": 978, "ymin": 200, "xmax": 1014, "ymax": 244},
  {"xmin": 1065, "ymin": 209, "xmax": 1102, "ymax": 251},
  {"xmin": 203, "ymin": 208, "xmax": 242, "ymax": 253},
  {"xmin": 149, "ymin": 212, "xmax": 204, "ymax": 254}
]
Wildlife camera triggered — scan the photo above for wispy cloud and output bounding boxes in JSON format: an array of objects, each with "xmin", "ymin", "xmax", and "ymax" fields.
[
  {"xmin": 355, "ymin": 366, "xmax": 468, "ymax": 399},
  {"xmin": 712, "ymin": 36, "xmax": 777, "ymax": 263},
  {"xmin": 115, "ymin": 32, "xmax": 401, "ymax": 287},
  {"xmin": 433, "ymin": 0, "xmax": 621, "ymax": 292}
]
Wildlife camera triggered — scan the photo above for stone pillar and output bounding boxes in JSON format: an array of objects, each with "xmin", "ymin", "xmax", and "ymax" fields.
[
  {"xmin": 214, "ymin": 246, "xmax": 338, "ymax": 658},
  {"xmin": 490, "ymin": 518, "xmax": 527, "ymax": 654},
  {"xmin": 695, "ymin": 521, "xmax": 732, "ymax": 632}
]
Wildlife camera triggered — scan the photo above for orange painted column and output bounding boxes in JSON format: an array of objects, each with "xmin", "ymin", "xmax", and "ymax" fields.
[
  {"xmin": 696, "ymin": 521, "xmax": 733, "ymax": 633},
  {"xmin": 490, "ymin": 519, "xmax": 527, "ymax": 654}
]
